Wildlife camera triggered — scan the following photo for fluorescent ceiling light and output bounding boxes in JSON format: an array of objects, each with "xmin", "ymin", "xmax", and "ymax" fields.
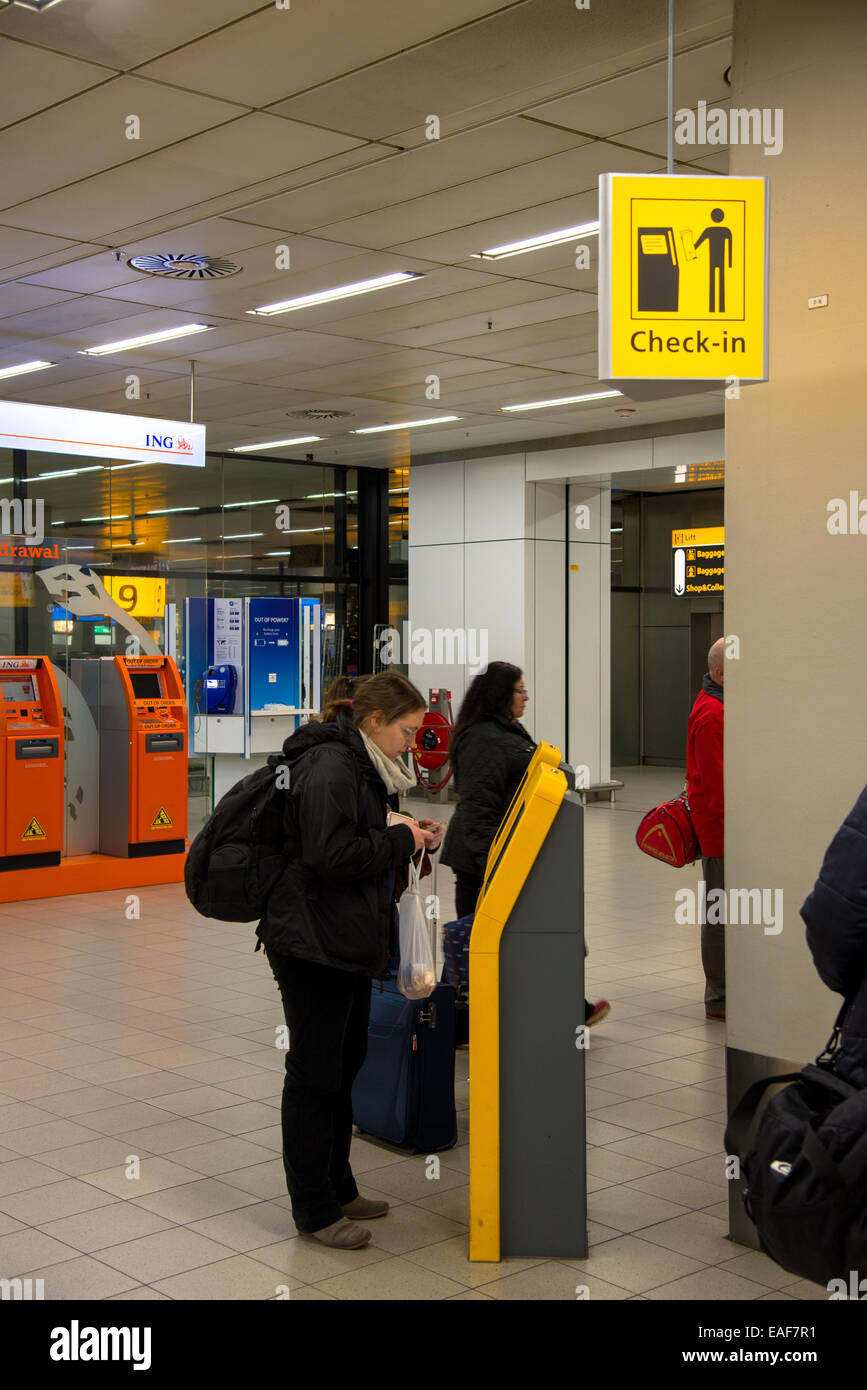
[
  {"xmin": 163, "ymin": 537, "xmax": 202, "ymax": 544},
  {"xmin": 231, "ymin": 436, "xmax": 322, "ymax": 453},
  {"xmin": 79, "ymin": 324, "xmax": 213, "ymax": 356},
  {"xmin": 12, "ymin": 1, "xmax": 67, "ymax": 10},
  {"xmin": 81, "ymin": 514, "xmax": 129, "ymax": 522},
  {"xmin": 248, "ymin": 272, "xmax": 422, "ymax": 317},
  {"xmin": 501, "ymin": 390, "xmax": 622, "ymax": 412},
  {"xmin": 474, "ymin": 221, "xmax": 600, "ymax": 260},
  {"xmin": 223, "ymin": 497, "xmax": 280, "ymax": 509},
  {"xmin": 305, "ymin": 492, "xmax": 346, "ymax": 499},
  {"xmin": 276, "ymin": 527, "xmax": 330, "ymax": 535},
  {"xmin": 0, "ymin": 359, "xmax": 55, "ymax": 380},
  {"xmin": 221, "ymin": 532, "xmax": 263, "ymax": 539},
  {"xmin": 352, "ymin": 416, "xmax": 461, "ymax": 435},
  {"xmin": 388, "ymin": 486, "xmax": 409, "ymax": 493},
  {"xmin": 146, "ymin": 506, "xmax": 200, "ymax": 515},
  {"xmin": 109, "ymin": 461, "xmax": 152, "ymax": 471},
  {"xmin": 266, "ymin": 551, "xmax": 293, "ymax": 556},
  {"xmin": 36, "ymin": 465, "xmax": 104, "ymax": 480}
]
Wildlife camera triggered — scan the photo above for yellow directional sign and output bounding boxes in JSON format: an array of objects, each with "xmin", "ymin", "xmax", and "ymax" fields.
[{"xmin": 599, "ymin": 173, "xmax": 768, "ymax": 383}]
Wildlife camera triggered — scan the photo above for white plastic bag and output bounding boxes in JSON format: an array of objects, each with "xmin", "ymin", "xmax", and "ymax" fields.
[{"xmin": 396, "ymin": 856, "xmax": 436, "ymax": 1000}]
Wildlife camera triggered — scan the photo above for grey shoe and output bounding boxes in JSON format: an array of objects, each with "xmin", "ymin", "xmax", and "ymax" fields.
[{"xmin": 303, "ymin": 1217, "xmax": 371, "ymax": 1249}]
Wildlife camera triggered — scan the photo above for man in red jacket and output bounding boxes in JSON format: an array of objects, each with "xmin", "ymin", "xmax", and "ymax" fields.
[{"xmin": 686, "ymin": 638, "xmax": 725, "ymax": 1020}]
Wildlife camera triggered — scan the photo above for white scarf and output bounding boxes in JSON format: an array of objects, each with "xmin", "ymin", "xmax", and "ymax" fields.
[{"xmin": 360, "ymin": 729, "xmax": 417, "ymax": 796}]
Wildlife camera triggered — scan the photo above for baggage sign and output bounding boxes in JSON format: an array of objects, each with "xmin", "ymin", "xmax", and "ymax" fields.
[{"xmin": 599, "ymin": 174, "xmax": 768, "ymax": 383}]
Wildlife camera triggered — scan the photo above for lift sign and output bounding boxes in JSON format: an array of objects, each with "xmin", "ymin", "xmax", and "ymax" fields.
[{"xmin": 599, "ymin": 173, "xmax": 768, "ymax": 383}]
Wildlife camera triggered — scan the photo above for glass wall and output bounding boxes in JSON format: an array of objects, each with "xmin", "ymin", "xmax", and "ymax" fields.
[{"xmin": 0, "ymin": 445, "xmax": 364, "ymax": 844}]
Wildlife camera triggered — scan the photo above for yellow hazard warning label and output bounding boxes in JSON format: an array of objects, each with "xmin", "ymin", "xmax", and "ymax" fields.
[
  {"xmin": 22, "ymin": 817, "xmax": 46, "ymax": 840},
  {"xmin": 151, "ymin": 807, "xmax": 173, "ymax": 828}
]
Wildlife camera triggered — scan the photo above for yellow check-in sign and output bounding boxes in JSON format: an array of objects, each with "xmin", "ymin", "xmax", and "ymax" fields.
[{"xmin": 599, "ymin": 173, "xmax": 768, "ymax": 382}]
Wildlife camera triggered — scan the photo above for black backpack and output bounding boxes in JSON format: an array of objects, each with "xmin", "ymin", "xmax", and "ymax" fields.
[
  {"xmin": 184, "ymin": 754, "xmax": 294, "ymax": 922},
  {"xmin": 725, "ymin": 999, "xmax": 867, "ymax": 1286}
]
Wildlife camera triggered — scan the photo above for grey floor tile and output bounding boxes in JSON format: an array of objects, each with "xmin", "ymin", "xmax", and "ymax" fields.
[
  {"xmin": 80, "ymin": 1157, "xmax": 205, "ymax": 1199},
  {"xmin": 0, "ymin": 1227, "xmax": 81, "ymax": 1277},
  {"xmin": 639, "ymin": 1210, "xmax": 749, "ymax": 1264},
  {"xmin": 645, "ymin": 1266, "xmax": 772, "ymax": 1300},
  {"xmin": 37, "ymin": 1202, "xmax": 175, "ymax": 1254},
  {"xmin": 564, "ymin": 1233, "xmax": 705, "ymax": 1292},
  {"xmin": 588, "ymin": 1186, "xmax": 691, "ymax": 1233},
  {"xmin": 161, "ymin": 1136, "xmax": 276, "ymax": 1176},
  {"xmin": 313, "ymin": 1253, "xmax": 467, "ymax": 1300},
  {"xmin": 0, "ymin": 1157, "xmax": 70, "ymax": 1197},
  {"xmin": 24, "ymin": 1254, "xmax": 143, "ymax": 1300},
  {"xmin": 92, "ymin": 1228, "xmax": 236, "ymax": 1282},
  {"xmin": 249, "ymin": 1235, "xmax": 391, "ymax": 1283},
  {"xmin": 0, "ymin": 1176, "xmax": 117, "ymax": 1225},
  {"xmin": 216, "ymin": 1160, "xmax": 287, "ymax": 1200},
  {"xmin": 131, "ymin": 1178, "xmax": 261, "ymax": 1223},
  {"xmin": 626, "ymin": 1169, "xmax": 725, "ymax": 1210},
  {"xmin": 186, "ymin": 1201, "xmax": 296, "ymax": 1251},
  {"xmin": 477, "ymin": 1261, "xmax": 631, "ymax": 1301},
  {"xmin": 402, "ymin": 1235, "xmax": 545, "ymax": 1289},
  {"xmin": 151, "ymin": 1253, "xmax": 305, "ymax": 1300},
  {"xmin": 32, "ymin": 1137, "xmax": 149, "ymax": 1178},
  {"xmin": 359, "ymin": 1157, "xmax": 468, "ymax": 1204}
]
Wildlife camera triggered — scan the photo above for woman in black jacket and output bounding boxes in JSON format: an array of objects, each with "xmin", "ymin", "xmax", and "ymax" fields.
[
  {"xmin": 258, "ymin": 671, "xmax": 436, "ymax": 1251},
  {"xmin": 801, "ymin": 783, "xmax": 867, "ymax": 1088},
  {"xmin": 441, "ymin": 662, "xmax": 535, "ymax": 916},
  {"xmin": 441, "ymin": 661, "xmax": 610, "ymax": 1028}
]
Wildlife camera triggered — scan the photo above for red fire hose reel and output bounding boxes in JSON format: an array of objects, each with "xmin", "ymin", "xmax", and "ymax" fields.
[{"xmin": 411, "ymin": 688, "xmax": 453, "ymax": 793}]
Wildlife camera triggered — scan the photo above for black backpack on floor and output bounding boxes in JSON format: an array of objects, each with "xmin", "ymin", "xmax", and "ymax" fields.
[
  {"xmin": 184, "ymin": 754, "xmax": 293, "ymax": 922},
  {"xmin": 725, "ymin": 999, "xmax": 867, "ymax": 1286}
]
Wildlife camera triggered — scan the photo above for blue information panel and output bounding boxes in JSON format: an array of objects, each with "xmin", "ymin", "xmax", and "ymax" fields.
[{"xmin": 248, "ymin": 598, "xmax": 300, "ymax": 711}]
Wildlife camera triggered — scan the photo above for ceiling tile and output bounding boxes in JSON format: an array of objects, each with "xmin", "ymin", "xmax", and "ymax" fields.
[
  {"xmin": 2, "ymin": 114, "xmax": 363, "ymax": 241},
  {"xmin": 134, "ymin": 1, "xmax": 517, "ymax": 108},
  {"xmin": 0, "ymin": 0, "xmax": 267, "ymax": 70}
]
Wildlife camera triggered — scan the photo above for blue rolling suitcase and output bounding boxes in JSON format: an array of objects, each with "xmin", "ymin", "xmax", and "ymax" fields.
[{"xmin": 351, "ymin": 977, "xmax": 457, "ymax": 1153}]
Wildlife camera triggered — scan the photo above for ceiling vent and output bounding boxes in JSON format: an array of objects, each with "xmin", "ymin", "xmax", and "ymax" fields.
[
  {"xmin": 127, "ymin": 253, "xmax": 242, "ymax": 280},
  {"xmin": 287, "ymin": 408, "xmax": 354, "ymax": 421}
]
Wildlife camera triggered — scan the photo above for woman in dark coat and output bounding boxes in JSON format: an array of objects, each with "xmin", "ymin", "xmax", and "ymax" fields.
[
  {"xmin": 258, "ymin": 671, "xmax": 436, "ymax": 1251},
  {"xmin": 441, "ymin": 662, "xmax": 534, "ymax": 917},
  {"xmin": 801, "ymin": 783, "xmax": 867, "ymax": 1087},
  {"xmin": 441, "ymin": 660, "xmax": 610, "ymax": 1027}
]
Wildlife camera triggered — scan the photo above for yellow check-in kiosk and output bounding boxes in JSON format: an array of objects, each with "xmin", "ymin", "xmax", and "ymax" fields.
[{"xmin": 469, "ymin": 740, "xmax": 586, "ymax": 1261}]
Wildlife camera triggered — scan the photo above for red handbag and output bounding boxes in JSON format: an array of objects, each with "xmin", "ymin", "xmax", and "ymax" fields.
[{"xmin": 635, "ymin": 791, "xmax": 700, "ymax": 867}]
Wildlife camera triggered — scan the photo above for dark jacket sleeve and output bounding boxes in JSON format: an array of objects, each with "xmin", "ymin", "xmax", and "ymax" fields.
[
  {"xmin": 801, "ymin": 785, "xmax": 867, "ymax": 998},
  {"xmin": 295, "ymin": 750, "xmax": 415, "ymax": 882}
]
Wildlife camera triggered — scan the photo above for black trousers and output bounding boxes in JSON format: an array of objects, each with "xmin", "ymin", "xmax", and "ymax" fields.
[
  {"xmin": 455, "ymin": 870, "xmax": 483, "ymax": 920},
  {"xmin": 265, "ymin": 950, "xmax": 371, "ymax": 1233}
]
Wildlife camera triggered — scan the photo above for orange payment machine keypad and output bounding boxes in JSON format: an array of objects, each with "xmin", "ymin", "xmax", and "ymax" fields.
[
  {"xmin": 74, "ymin": 655, "xmax": 188, "ymax": 858},
  {"xmin": 0, "ymin": 656, "xmax": 64, "ymax": 870}
]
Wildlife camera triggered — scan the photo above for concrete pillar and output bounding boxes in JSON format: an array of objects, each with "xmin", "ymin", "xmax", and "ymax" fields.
[{"xmin": 724, "ymin": 0, "xmax": 867, "ymax": 1240}]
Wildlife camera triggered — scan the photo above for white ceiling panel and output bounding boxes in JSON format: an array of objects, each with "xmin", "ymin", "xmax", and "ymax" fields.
[
  {"xmin": 307, "ymin": 143, "xmax": 662, "ymax": 251},
  {"xmin": 0, "ymin": 38, "xmax": 112, "ymax": 127},
  {"xmin": 267, "ymin": 0, "xmax": 725, "ymax": 142},
  {"xmin": 302, "ymin": 275, "xmax": 569, "ymax": 342},
  {"xmin": 532, "ymin": 36, "xmax": 731, "ymax": 139},
  {"xmin": 190, "ymin": 331, "xmax": 390, "ymax": 378},
  {"xmin": 0, "ymin": 226, "xmax": 82, "ymax": 275},
  {"xmin": 0, "ymin": 284, "xmax": 77, "ymax": 320},
  {"xmin": 227, "ymin": 119, "xmax": 590, "ymax": 235},
  {"xmin": 135, "ymin": 1, "xmax": 518, "ymax": 108},
  {"xmin": 616, "ymin": 103, "xmax": 732, "ymax": 161},
  {"xmin": 0, "ymin": 79, "xmax": 246, "ymax": 211},
  {"xmin": 2, "ymin": 114, "xmax": 363, "ymax": 241},
  {"xmin": 0, "ymin": 0, "xmax": 267, "ymax": 70},
  {"xmin": 370, "ymin": 291, "xmax": 596, "ymax": 351}
]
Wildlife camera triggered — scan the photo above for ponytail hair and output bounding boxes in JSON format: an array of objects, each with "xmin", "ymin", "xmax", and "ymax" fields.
[{"xmin": 323, "ymin": 670, "xmax": 426, "ymax": 729}]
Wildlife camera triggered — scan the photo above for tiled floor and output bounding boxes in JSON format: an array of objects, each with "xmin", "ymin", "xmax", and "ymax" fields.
[{"xmin": 0, "ymin": 767, "xmax": 828, "ymax": 1300}]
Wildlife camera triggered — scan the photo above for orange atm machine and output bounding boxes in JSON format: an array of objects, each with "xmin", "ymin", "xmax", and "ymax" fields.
[
  {"xmin": 0, "ymin": 656, "xmax": 64, "ymax": 870},
  {"xmin": 74, "ymin": 654, "xmax": 187, "ymax": 858}
]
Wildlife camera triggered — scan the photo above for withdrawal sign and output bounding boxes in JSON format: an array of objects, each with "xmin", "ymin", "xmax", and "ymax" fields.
[{"xmin": 599, "ymin": 174, "xmax": 768, "ymax": 383}]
